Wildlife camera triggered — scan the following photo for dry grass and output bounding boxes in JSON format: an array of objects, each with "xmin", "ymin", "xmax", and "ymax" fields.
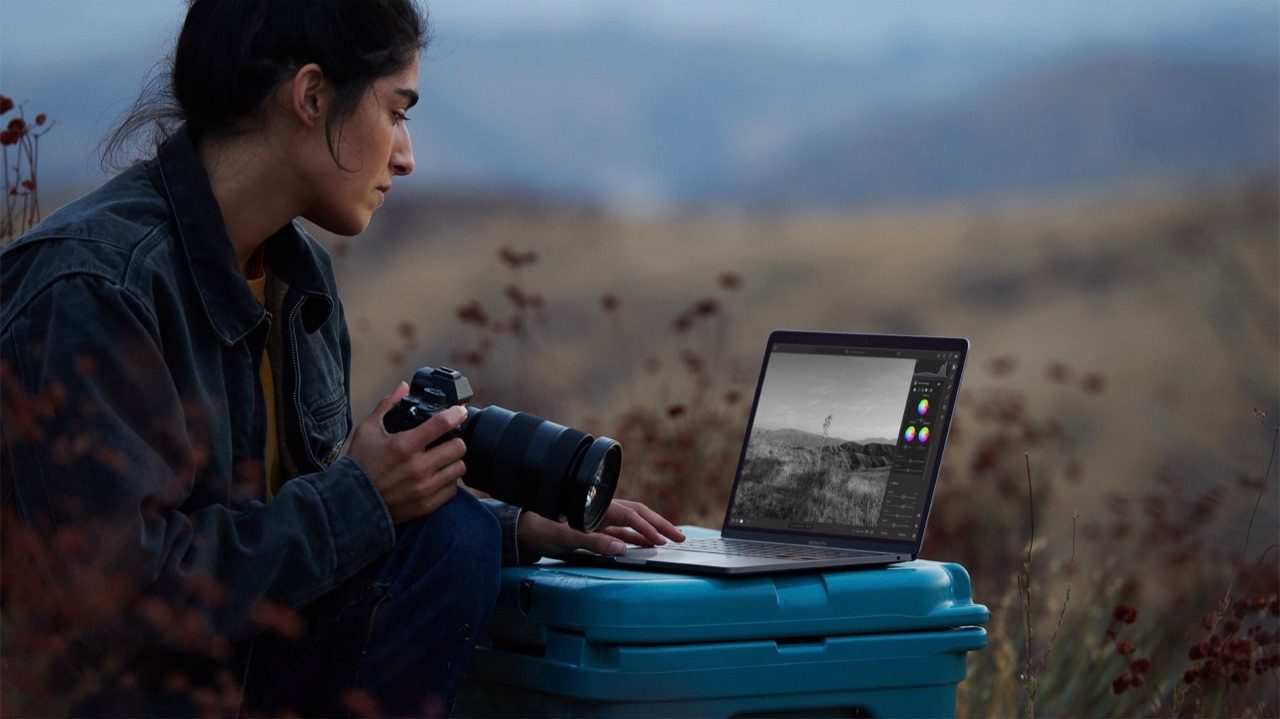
[
  {"xmin": 320, "ymin": 178, "xmax": 1279, "ymax": 717},
  {"xmin": 4, "ymin": 176, "xmax": 1276, "ymax": 715}
]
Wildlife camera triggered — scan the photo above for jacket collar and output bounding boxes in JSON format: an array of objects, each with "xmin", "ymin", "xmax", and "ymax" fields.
[{"xmin": 148, "ymin": 127, "xmax": 334, "ymax": 345}]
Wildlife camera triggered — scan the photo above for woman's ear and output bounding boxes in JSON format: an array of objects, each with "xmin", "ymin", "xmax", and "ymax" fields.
[{"xmin": 288, "ymin": 63, "xmax": 329, "ymax": 128}]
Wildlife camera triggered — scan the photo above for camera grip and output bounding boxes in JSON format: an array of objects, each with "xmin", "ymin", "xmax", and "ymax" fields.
[{"xmin": 383, "ymin": 399, "xmax": 425, "ymax": 433}]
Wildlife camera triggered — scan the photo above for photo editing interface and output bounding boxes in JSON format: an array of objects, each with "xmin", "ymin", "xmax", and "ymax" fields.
[{"xmin": 727, "ymin": 343, "xmax": 961, "ymax": 543}]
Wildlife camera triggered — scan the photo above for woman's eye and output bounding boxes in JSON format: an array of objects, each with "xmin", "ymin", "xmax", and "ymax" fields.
[{"xmin": 393, "ymin": 111, "xmax": 410, "ymax": 124}]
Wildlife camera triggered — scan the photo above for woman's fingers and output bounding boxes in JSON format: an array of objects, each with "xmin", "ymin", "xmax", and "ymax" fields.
[{"xmin": 603, "ymin": 499, "xmax": 685, "ymax": 545}]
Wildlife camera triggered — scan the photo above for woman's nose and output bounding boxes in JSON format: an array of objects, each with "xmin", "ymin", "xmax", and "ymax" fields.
[{"xmin": 391, "ymin": 130, "xmax": 415, "ymax": 177}]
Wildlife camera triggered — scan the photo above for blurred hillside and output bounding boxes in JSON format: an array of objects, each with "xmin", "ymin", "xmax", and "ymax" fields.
[
  {"xmin": 317, "ymin": 177, "xmax": 1278, "ymax": 525},
  {"xmin": 727, "ymin": 53, "xmax": 1278, "ymax": 206}
]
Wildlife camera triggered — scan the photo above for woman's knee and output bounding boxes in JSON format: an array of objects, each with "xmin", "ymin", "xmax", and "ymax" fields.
[{"xmin": 393, "ymin": 491, "xmax": 501, "ymax": 600}]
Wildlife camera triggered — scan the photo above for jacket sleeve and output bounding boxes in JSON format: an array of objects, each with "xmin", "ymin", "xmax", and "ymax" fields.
[
  {"xmin": 1, "ymin": 275, "xmax": 395, "ymax": 649},
  {"xmin": 479, "ymin": 499, "xmax": 541, "ymax": 566}
]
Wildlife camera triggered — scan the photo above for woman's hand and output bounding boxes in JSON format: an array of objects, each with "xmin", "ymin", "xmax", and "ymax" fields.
[
  {"xmin": 517, "ymin": 498, "xmax": 687, "ymax": 558},
  {"xmin": 347, "ymin": 382, "xmax": 469, "ymax": 525}
]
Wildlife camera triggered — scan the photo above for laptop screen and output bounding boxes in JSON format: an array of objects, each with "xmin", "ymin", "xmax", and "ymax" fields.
[{"xmin": 724, "ymin": 333, "xmax": 965, "ymax": 549}]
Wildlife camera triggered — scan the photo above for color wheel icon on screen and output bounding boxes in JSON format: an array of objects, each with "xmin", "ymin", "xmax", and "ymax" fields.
[
  {"xmin": 918, "ymin": 427, "xmax": 931, "ymax": 443},
  {"xmin": 903, "ymin": 426, "xmax": 917, "ymax": 442},
  {"xmin": 917, "ymin": 399, "xmax": 929, "ymax": 416}
]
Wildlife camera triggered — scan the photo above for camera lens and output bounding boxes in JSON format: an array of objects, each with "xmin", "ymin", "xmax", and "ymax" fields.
[
  {"xmin": 459, "ymin": 406, "xmax": 620, "ymax": 531},
  {"xmin": 575, "ymin": 436, "xmax": 621, "ymax": 530}
]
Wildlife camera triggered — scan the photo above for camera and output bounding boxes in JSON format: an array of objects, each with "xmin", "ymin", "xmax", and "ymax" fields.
[{"xmin": 383, "ymin": 366, "xmax": 621, "ymax": 532}]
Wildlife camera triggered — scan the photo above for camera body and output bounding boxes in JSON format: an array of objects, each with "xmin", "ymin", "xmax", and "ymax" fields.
[
  {"xmin": 382, "ymin": 366, "xmax": 620, "ymax": 532},
  {"xmin": 383, "ymin": 366, "xmax": 476, "ymax": 437}
]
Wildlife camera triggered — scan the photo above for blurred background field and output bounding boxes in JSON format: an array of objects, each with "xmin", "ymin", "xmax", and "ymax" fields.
[{"xmin": 3, "ymin": 1, "xmax": 1278, "ymax": 715}]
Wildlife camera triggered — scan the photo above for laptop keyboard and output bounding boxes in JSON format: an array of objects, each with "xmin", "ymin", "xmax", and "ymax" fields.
[{"xmin": 673, "ymin": 537, "xmax": 878, "ymax": 561}]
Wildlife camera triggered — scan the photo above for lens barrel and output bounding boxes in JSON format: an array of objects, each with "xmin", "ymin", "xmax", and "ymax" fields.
[{"xmin": 459, "ymin": 406, "xmax": 620, "ymax": 531}]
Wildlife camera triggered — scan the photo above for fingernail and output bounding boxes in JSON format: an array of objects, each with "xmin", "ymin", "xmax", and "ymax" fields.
[
  {"xmin": 607, "ymin": 540, "xmax": 625, "ymax": 555},
  {"xmin": 454, "ymin": 406, "xmax": 469, "ymax": 422}
]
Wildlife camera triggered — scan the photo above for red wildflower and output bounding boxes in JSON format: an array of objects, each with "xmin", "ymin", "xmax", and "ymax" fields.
[
  {"xmin": 1129, "ymin": 658, "xmax": 1153, "ymax": 675},
  {"xmin": 1081, "ymin": 372, "xmax": 1106, "ymax": 394},
  {"xmin": 35, "ymin": 113, "xmax": 46, "ymax": 126},
  {"xmin": 601, "ymin": 294, "xmax": 619, "ymax": 312},
  {"xmin": 1227, "ymin": 637, "xmax": 1253, "ymax": 659},
  {"xmin": 250, "ymin": 599, "xmax": 305, "ymax": 639},
  {"xmin": 1116, "ymin": 639, "xmax": 1136, "ymax": 656},
  {"xmin": 681, "ymin": 350, "xmax": 706, "ymax": 374},
  {"xmin": 0, "ymin": 95, "xmax": 13, "ymax": 114},
  {"xmin": 718, "ymin": 272, "xmax": 743, "ymax": 290},
  {"xmin": 691, "ymin": 297, "xmax": 720, "ymax": 317},
  {"xmin": 0, "ymin": 130, "xmax": 17, "ymax": 146},
  {"xmin": 1202, "ymin": 612, "xmax": 1216, "ymax": 631},
  {"xmin": 498, "ymin": 246, "xmax": 537, "ymax": 269},
  {"xmin": 456, "ymin": 301, "xmax": 490, "ymax": 327},
  {"xmin": 6, "ymin": 117, "xmax": 24, "ymax": 132},
  {"xmin": 342, "ymin": 688, "xmax": 385, "ymax": 718},
  {"xmin": 987, "ymin": 354, "xmax": 1016, "ymax": 376},
  {"xmin": 20, "ymin": 179, "xmax": 35, "ymax": 191},
  {"xmin": 666, "ymin": 405, "xmax": 686, "ymax": 419},
  {"xmin": 1183, "ymin": 668, "xmax": 1200, "ymax": 684},
  {"xmin": 1222, "ymin": 619, "xmax": 1241, "ymax": 635},
  {"xmin": 1234, "ymin": 598, "xmax": 1251, "ymax": 618},
  {"xmin": 1046, "ymin": 361, "xmax": 1071, "ymax": 383},
  {"xmin": 1112, "ymin": 604, "xmax": 1138, "ymax": 623},
  {"xmin": 504, "ymin": 284, "xmax": 529, "ymax": 308},
  {"xmin": 1111, "ymin": 673, "xmax": 1132, "ymax": 694}
]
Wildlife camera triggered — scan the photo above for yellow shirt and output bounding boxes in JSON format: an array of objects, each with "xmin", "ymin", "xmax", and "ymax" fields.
[{"xmin": 247, "ymin": 274, "xmax": 283, "ymax": 499}]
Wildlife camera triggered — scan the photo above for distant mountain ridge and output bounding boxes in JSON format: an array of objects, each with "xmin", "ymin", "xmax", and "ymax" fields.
[
  {"xmin": 724, "ymin": 53, "xmax": 1279, "ymax": 206},
  {"xmin": 15, "ymin": 23, "xmax": 1278, "ymax": 209}
]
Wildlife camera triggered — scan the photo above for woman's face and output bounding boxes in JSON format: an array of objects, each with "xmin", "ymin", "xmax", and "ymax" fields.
[{"xmin": 303, "ymin": 57, "xmax": 419, "ymax": 236}]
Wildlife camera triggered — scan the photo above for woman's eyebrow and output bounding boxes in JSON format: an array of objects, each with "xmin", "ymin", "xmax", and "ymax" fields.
[{"xmin": 395, "ymin": 88, "xmax": 419, "ymax": 108}]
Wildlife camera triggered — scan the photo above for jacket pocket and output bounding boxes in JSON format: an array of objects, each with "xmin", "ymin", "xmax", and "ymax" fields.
[{"xmin": 303, "ymin": 390, "xmax": 350, "ymax": 468}]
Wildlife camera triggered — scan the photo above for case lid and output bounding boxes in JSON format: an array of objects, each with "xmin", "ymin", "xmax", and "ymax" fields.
[{"xmin": 489, "ymin": 530, "xmax": 988, "ymax": 646}]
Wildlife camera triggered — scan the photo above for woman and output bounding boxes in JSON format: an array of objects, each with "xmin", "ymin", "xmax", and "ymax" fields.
[{"xmin": 0, "ymin": 1, "xmax": 682, "ymax": 715}]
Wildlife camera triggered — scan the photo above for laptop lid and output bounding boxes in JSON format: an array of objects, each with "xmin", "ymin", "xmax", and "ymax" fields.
[{"xmin": 720, "ymin": 330, "xmax": 968, "ymax": 557}]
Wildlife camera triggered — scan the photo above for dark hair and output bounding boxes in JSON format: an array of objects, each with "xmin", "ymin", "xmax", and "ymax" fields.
[{"xmin": 101, "ymin": 0, "xmax": 428, "ymax": 170}]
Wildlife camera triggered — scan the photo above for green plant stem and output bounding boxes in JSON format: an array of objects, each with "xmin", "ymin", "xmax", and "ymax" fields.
[
  {"xmin": 1217, "ymin": 419, "xmax": 1278, "ymax": 627},
  {"xmin": 1020, "ymin": 452, "xmax": 1036, "ymax": 719}
]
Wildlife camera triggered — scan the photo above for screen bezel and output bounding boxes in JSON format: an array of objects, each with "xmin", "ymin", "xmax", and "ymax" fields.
[{"xmin": 720, "ymin": 330, "xmax": 969, "ymax": 556}]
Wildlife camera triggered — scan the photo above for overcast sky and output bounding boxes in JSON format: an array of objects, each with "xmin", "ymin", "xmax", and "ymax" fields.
[
  {"xmin": 3, "ymin": 0, "xmax": 1275, "ymax": 74},
  {"xmin": 752, "ymin": 352, "xmax": 916, "ymax": 443}
]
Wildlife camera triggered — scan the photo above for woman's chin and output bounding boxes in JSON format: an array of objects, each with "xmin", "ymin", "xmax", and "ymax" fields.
[{"xmin": 306, "ymin": 211, "xmax": 372, "ymax": 237}]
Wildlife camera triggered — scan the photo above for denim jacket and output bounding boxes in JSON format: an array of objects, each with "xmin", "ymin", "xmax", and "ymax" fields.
[{"xmin": 0, "ymin": 128, "xmax": 523, "ymax": 655}]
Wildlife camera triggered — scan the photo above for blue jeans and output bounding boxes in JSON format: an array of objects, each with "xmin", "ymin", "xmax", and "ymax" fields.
[{"xmin": 243, "ymin": 491, "xmax": 502, "ymax": 716}]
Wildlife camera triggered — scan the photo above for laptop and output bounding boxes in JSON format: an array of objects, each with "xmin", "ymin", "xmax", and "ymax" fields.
[{"xmin": 564, "ymin": 330, "xmax": 968, "ymax": 575}]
